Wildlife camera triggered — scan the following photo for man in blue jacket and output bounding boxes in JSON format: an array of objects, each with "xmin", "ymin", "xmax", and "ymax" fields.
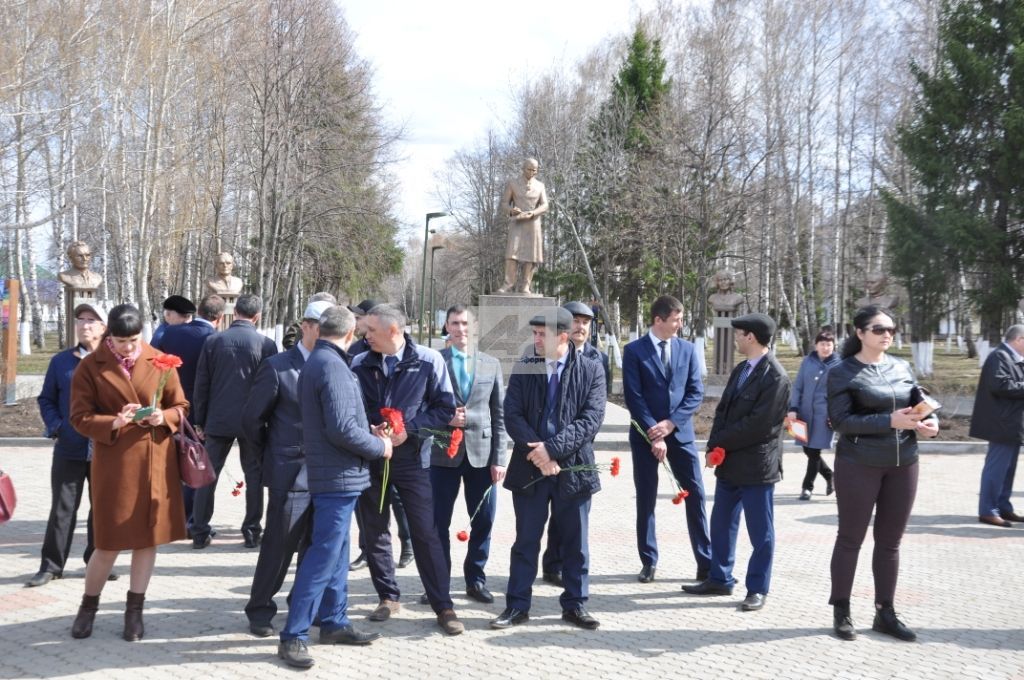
[
  {"xmin": 350, "ymin": 304, "xmax": 463, "ymax": 635},
  {"xmin": 192, "ymin": 293, "xmax": 278, "ymax": 549},
  {"xmin": 243, "ymin": 299, "xmax": 332, "ymax": 637},
  {"xmin": 277, "ymin": 305, "xmax": 392, "ymax": 669},
  {"xmin": 152, "ymin": 294, "xmax": 223, "ymax": 533},
  {"xmin": 29, "ymin": 303, "xmax": 117, "ymax": 587},
  {"xmin": 491, "ymin": 308, "xmax": 606, "ymax": 631},
  {"xmin": 622, "ymin": 295, "xmax": 710, "ymax": 584}
]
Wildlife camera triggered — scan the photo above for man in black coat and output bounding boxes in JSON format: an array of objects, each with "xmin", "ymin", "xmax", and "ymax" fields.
[
  {"xmin": 152, "ymin": 294, "xmax": 224, "ymax": 533},
  {"xmin": 491, "ymin": 308, "xmax": 606, "ymax": 631},
  {"xmin": 192, "ymin": 293, "xmax": 278, "ymax": 549},
  {"xmin": 242, "ymin": 300, "xmax": 333, "ymax": 637},
  {"xmin": 683, "ymin": 313, "xmax": 790, "ymax": 613},
  {"xmin": 972, "ymin": 324, "xmax": 1024, "ymax": 527}
]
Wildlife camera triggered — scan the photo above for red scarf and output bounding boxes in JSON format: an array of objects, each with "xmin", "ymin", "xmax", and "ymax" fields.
[{"xmin": 105, "ymin": 336, "xmax": 141, "ymax": 377}]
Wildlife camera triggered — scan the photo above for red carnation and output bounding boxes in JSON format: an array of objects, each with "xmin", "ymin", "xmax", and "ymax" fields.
[
  {"xmin": 456, "ymin": 530, "xmax": 469, "ymax": 542},
  {"xmin": 447, "ymin": 428, "xmax": 464, "ymax": 459},
  {"xmin": 708, "ymin": 447, "xmax": 726, "ymax": 467},
  {"xmin": 152, "ymin": 353, "xmax": 184, "ymax": 371},
  {"xmin": 231, "ymin": 489, "xmax": 241, "ymax": 497},
  {"xmin": 610, "ymin": 457, "xmax": 621, "ymax": 477},
  {"xmin": 672, "ymin": 489, "xmax": 690, "ymax": 505},
  {"xmin": 235, "ymin": 481, "xmax": 244, "ymax": 489},
  {"xmin": 380, "ymin": 407, "xmax": 405, "ymax": 435}
]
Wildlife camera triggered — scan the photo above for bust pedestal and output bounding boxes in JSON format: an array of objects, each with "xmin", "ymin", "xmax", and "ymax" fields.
[
  {"xmin": 712, "ymin": 311, "xmax": 737, "ymax": 375},
  {"xmin": 63, "ymin": 286, "xmax": 100, "ymax": 347}
]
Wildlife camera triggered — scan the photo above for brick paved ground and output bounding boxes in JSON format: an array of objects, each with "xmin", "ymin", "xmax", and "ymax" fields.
[{"xmin": 1, "ymin": 428, "xmax": 1022, "ymax": 679}]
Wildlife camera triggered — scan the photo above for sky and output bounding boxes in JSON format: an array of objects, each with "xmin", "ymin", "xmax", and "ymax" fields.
[{"xmin": 339, "ymin": 0, "xmax": 657, "ymax": 239}]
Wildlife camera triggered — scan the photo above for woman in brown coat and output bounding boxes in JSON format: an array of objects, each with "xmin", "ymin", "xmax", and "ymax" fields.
[{"xmin": 68, "ymin": 304, "xmax": 188, "ymax": 641}]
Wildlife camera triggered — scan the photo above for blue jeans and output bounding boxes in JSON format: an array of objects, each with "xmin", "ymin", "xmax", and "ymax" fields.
[
  {"xmin": 978, "ymin": 441, "xmax": 1021, "ymax": 517},
  {"xmin": 280, "ymin": 492, "xmax": 360, "ymax": 642},
  {"xmin": 708, "ymin": 480, "xmax": 775, "ymax": 595}
]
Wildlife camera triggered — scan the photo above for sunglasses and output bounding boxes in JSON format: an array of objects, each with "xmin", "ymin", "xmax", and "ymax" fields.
[{"xmin": 865, "ymin": 325, "xmax": 897, "ymax": 336}]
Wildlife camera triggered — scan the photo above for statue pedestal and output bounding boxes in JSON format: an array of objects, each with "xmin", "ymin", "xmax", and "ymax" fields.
[
  {"xmin": 478, "ymin": 294, "xmax": 558, "ymax": 383},
  {"xmin": 712, "ymin": 312, "xmax": 737, "ymax": 375},
  {"xmin": 64, "ymin": 286, "xmax": 100, "ymax": 347},
  {"xmin": 219, "ymin": 294, "xmax": 238, "ymax": 330}
]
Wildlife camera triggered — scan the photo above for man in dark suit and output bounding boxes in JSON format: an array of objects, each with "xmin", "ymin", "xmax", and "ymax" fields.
[
  {"xmin": 539, "ymin": 301, "xmax": 611, "ymax": 587},
  {"xmin": 432, "ymin": 304, "xmax": 507, "ymax": 604},
  {"xmin": 192, "ymin": 293, "xmax": 278, "ymax": 549},
  {"xmin": 492, "ymin": 308, "xmax": 606, "ymax": 631},
  {"xmin": 152, "ymin": 294, "xmax": 223, "ymax": 533},
  {"xmin": 622, "ymin": 295, "xmax": 710, "ymax": 584},
  {"xmin": 350, "ymin": 304, "xmax": 464, "ymax": 635},
  {"xmin": 243, "ymin": 300, "xmax": 333, "ymax": 637},
  {"xmin": 683, "ymin": 313, "xmax": 790, "ymax": 612},
  {"xmin": 972, "ymin": 324, "xmax": 1024, "ymax": 527},
  {"xmin": 150, "ymin": 294, "xmax": 196, "ymax": 347},
  {"xmin": 277, "ymin": 305, "xmax": 391, "ymax": 669}
]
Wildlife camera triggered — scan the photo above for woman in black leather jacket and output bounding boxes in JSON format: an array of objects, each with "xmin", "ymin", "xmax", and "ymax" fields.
[{"xmin": 826, "ymin": 306, "xmax": 938, "ymax": 643}]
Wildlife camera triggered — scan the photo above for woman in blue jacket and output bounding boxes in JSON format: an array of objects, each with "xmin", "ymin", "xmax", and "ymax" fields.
[{"xmin": 786, "ymin": 330, "xmax": 841, "ymax": 500}]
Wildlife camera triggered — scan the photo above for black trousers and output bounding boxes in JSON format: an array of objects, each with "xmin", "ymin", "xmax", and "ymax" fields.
[
  {"xmin": 245, "ymin": 488, "xmax": 312, "ymax": 625},
  {"xmin": 191, "ymin": 435, "xmax": 264, "ymax": 539},
  {"xmin": 801, "ymin": 447, "xmax": 833, "ymax": 491},
  {"xmin": 39, "ymin": 457, "xmax": 94, "ymax": 575},
  {"xmin": 355, "ymin": 484, "xmax": 411, "ymax": 555},
  {"xmin": 358, "ymin": 456, "xmax": 453, "ymax": 613}
]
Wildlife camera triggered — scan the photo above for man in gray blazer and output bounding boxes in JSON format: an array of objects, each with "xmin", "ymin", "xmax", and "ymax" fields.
[{"xmin": 431, "ymin": 305, "xmax": 507, "ymax": 603}]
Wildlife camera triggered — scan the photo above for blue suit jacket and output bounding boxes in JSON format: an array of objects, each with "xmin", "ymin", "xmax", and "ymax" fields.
[
  {"xmin": 151, "ymin": 319, "xmax": 216, "ymax": 407},
  {"xmin": 242, "ymin": 346, "xmax": 307, "ymax": 492},
  {"xmin": 622, "ymin": 334, "xmax": 704, "ymax": 443}
]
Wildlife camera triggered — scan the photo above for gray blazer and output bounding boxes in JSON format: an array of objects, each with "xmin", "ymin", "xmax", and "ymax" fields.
[{"xmin": 432, "ymin": 347, "xmax": 508, "ymax": 468}]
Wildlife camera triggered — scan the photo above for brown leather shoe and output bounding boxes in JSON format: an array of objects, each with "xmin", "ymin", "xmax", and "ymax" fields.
[
  {"xmin": 71, "ymin": 594, "xmax": 100, "ymax": 639},
  {"xmin": 123, "ymin": 591, "xmax": 145, "ymax": 641},
  {"xmin": 437, "ymin": 609, "xmax": 464, "ymax": 636},
  {"xmin": 999, "ymin": 511, "xmax": 1024, "ymax": 523},
  {"xmin": 979, "ymin": 515, "xmax": 1012, "ymax": 528},
  {"xmin": 368, "ymin": 599, "xmax": 400, "ymax": 622}
]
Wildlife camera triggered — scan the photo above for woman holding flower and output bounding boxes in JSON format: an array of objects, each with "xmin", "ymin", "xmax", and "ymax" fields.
[{"xmin": 68, "ymin": 304, "xmax": 189, "ymax": 642}]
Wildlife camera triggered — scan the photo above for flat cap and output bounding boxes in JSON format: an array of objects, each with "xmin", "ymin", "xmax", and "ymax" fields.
[
  {"xmin": 162, "ymin": 295, "xmax": 196, "ymax": 315},
  {"xmin": 731, "ymin": 312, "xmax": 777, "ymax": 345},
  {"xmin": 347, "ymin": 299, "xmax": 379, "ymax": 316},
  {"xmin": 562, "ymin": 301, "xmax": 595, "ymax": 319},
  {"xmin": 302, "ymin": 300, "xmax": 333, "ymax": 322},
  {"xmin": 529, "ymin": 307, "xmax": 574, "ymax": 332},
  {"xmin": 73, "ymin": 302, "xmax": 105, "ymax": 325}
]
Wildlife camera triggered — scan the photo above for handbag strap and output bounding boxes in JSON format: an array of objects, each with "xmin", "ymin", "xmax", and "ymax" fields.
[{"xmin": 174, "ymin": 407, "xmax": 199, "ymax": 439}]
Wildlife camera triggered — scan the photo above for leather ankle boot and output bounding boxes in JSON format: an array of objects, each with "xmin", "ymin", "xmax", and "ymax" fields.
[
  {"xmin": 872, "ymin": 603, "xmax": 916, "ymax": 642},
  {"xmin": 123, "ymin": 591, "xmax": 146, "ymax": 641},
  {"xmin": 71, "ymin": 594, "xmax": 100, "ymax": 639},
  {"xmin": 832, "ymin": 600, "xmax": 856, "ymax": 640}
]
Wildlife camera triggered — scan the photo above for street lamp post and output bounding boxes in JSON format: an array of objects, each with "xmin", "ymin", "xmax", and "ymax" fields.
[
  {"xmin": 419, "ymin": 211, "xmax": 447, "ymax": 343},
  {"xmin": 428, "ymin": 237, "xmax": 444, "ymax": 341}
]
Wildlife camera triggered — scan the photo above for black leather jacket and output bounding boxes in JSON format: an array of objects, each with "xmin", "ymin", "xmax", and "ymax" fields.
[{"xmin": 826, "ymin": 354, "xmax": 925, "ymax": 467}]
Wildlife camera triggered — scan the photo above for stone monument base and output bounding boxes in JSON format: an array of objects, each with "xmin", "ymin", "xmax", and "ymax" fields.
[{"xmin": 478, "ymin": 294, "xmax": 558, "ymax": 382}]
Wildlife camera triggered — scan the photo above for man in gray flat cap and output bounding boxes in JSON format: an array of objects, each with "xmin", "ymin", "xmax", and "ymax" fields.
[{"xmin": 683, "ymin": 312, "xmax": 790, "ymax": 614}]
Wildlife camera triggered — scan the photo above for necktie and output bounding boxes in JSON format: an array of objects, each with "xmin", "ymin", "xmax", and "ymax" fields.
[
  {"xmin": 543, "ymin": 360, "xmax": 560, "ymax": 438},
  {"xmin": 737, "ymin": 361, "xmax": 753, "ymax": 387},
  {"xmin": 659, "ymin": 340, "xmax": 669, "ymax": 374},
  {"xmin": 385, "ymin": 355, "xmax": 398, "ymax": 377},
  {"xmin": 547, "ymin": 361, "xmax": 560, "ymax": 407},
  {"xmin": 456, "ymin": 353, "xmax": 471, "ymax": 398}
]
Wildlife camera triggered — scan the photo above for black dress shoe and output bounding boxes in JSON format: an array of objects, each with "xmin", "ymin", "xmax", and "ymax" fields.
[
  {"xmin": 243, "ymin": 533, "xmax": 261, "ymax": 549},
  {"xmin": 825, "ymin": 477, "xmax": 835, "ymax": 496},
  {"xmin": 741, "ymin": 593, "xmax": 767, "ymax": 611},
  {"xmin": 637, "ymin": 565, "xmax": 656, "ymax": 583},
  {"xmin": 319, "ymin": 624, "xmax": 381, "ymax": 645},
  {"xmin": 466, "ymin": 583, "xmax": 494, "ymax": 604},
  {"xmin": 107, "ymin": 572, "xmax": 119, "ymax": 581},
  {"xmin": 833, "ymin": 602, "xmax": 856, "ymax": 640},
  {"xmin": 26, "ymin": 571, "xmax": 59, "ymax": 587},
  {"xmin": 397, "ymin": 543, "xmax": 414, "ymax": 569},
  {"xmin": 681, "ymin": 579, "xmax": 733, "ymax": 596},
  {"xmin": 541, "ymin": 572, "xmax": 564, "ymax": 587},
  {"xmin": 999, "ymin": 511, "xmax": 1024, "ymax": 522},
  {"xmin": 249, "ymin": 622, "xmax": 275, "ymax": 637},
  {"xmin": 490, "ymin": 607, "xmax": 529, "ymax": 629},
  {"xmin": 979, "ymin": 515, "xmax": 1012, "ymax": 527},
  {"xmin": 419, "ymin": 593, "xmax": 430, "ymax": 605},
  {"xmin": 350, "ymin": 553, "xmax": 368, "ymax": 570},
  {"xmin": 278, "ymin": 639, "xmax": 314, "ymax": 668},
  {"xmin": 192, "ymin": 534, "xmax": 212, "ymax": 549},
  {"xmin": 562, "ymin": 607, "xmax": 600, "ymax": 630},
  {"xmin": 872, "ymin": 605, "xmax": 916, "ymax": 642}
]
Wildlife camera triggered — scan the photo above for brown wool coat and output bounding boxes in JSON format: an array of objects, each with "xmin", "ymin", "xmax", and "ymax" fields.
[{"xmin": 70, "ymin": 341, "xmax": 189, "ymax": 550}]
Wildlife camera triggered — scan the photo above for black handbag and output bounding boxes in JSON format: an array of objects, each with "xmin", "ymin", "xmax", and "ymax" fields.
[{"xmin": 173, "ymin": 408, "xmax": 216, "ymax": 489}]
